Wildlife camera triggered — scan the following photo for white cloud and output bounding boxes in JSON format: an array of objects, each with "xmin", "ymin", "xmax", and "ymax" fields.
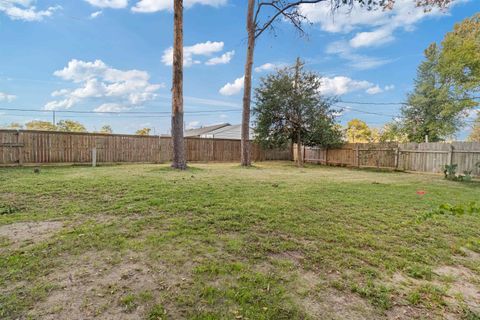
[
  {"xmin": 84, "ymin": 0, "xmax": 128, "ymax": 9},
  {"xmin": 319, "ymin": 76, "xmax": 372, "ymax": 96},
  {"xmin": 45, "ymin": 59, "xmax": 164, "ymax": 110},
  {"xmin": 90, "ymin": 10, "xmax": 103, "ymax": 18},
  {"xmin": 0, "ymin": 92, "xmax": 16, "ymax": 102},
  {"xmin": 132, "ymin": 0, "xmax": 227, "ymax": 13},
  {"xmin": 326, "ymin": 40, "xmax": 391, "ymax": 70},
  {"xmin": 319, "ymin": 76, "xmax": 383, "ymax": 96},
  {"xmin": 186, "ymin": 121, "xmax": 201, "ymax": 130},
  {"xmin": 45, "ymin": 98, "xmax": 78, "ymax": 110},
  {"xmin": 298, "ymin": 2, "xmax": 386, "ymax": 33},
  {"xmin": 219, "ymin": 76, "xmax": 244, "ymax": 96},
  {"xmin": 349, "ymin": 28, "xmax": 395, "ymax": 48},
  {"xmin": 161, "ymin": 41, "xmax": 226, "ymax": 67},
  {"xmin": 0, "ymin": 1, "xmax": 60, "ymax": 21},
  {"xmin": 205, "ymin": 50, "xmax": 235, "ymax": 66},
  {"xmin": 366, "ymin": 85, "xmax": 382, "ymax": 95},
  {"xmin": 254, "ymin": 63, "xmax": 277, "ymax": 73},
  {"xmin": 366, "ymin": 84, "xmax": 395, "ymax": 95},
  {"xmin": 94, "ymin": 103, "xmax": 128, "ymax": 112},
  {"xmin": 299, "ymin": 0, "xmax": 459, "ymax": 49}
]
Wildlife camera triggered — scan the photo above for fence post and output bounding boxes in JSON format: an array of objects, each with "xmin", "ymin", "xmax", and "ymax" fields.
[
  {"xmin": 394, "ymin": 147, "xmax": 400, "ymax": 169},
  {"xmin": 448, "ymin": 144, "xmax": 454, "ymax": 166},
  {"xmin": 355, "ymin": 144, "xmax": 360, "ymax": 167},
  {"xmin": 17, "ymin": 130, "xmax": 24, "ymax": 166},
  {"xmin": 92, "ymin": 147, "xmax": 97, "ymax": 167},
  {"xmin": 325, "ymin": 148, "xmax": 328, "ymax": 166},
  {"xmin": 212, "ymin": 139, "xmax": 216, "ymax": 162}
]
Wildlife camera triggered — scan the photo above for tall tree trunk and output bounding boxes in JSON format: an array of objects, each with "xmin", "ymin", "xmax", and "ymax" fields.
[
  {"xmin": 296, "ymin": 131, "xmax": 303, "ymax": 167},
  {"xmin": 171, "ymin": 0, "xmax": 187, "ymax": 170},
  {"xmin": 241, "ymin": 0, "xmax": 255, "ymax": 167}
]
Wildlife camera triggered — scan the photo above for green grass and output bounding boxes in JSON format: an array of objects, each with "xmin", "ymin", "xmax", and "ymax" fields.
[{"xmin": 0, "ymin": 161, "xmax": 479, "ymax": 319}]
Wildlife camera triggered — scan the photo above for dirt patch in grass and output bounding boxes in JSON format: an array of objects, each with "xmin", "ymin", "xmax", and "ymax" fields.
[
  {"xmin": 271, "ymin": 252, "xmax": 382, "ymax": 319},
  {"xmin": 28, "ymin": 250, "xmax": 189, "ymax": 320},
  {"xmin": 385, "ymin": 305, "xmax": 437, "ymax": 320},
  {"xmin": 269, "ymin": 250, "xmax": 305, "ymax": 266},
  {"xmin": 303, "ymin": 289, "xmax": 383, "ymax": 320},
  {"xmin": 0, "ymin": 221, "xmax": 63, "ymax": 250},
  {"xmin": 388, "ymin": 260, "xmax": 480, "ymax": 319},
  {"xmin": 434, "ymin": 265, "xmax": 480, "ymax": 315}
]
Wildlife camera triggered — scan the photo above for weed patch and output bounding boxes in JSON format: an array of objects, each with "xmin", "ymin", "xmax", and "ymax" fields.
[{"xmin": 418, "ymin": 202, "xmax": 480, "ymax": 221}]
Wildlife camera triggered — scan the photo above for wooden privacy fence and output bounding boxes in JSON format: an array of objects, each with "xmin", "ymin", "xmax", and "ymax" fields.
[
  {"xmin": 0, "ymin": 130, "xmax": 291, "ymax": 165},
  {"xmin": 295, "ymin": 142, "xmax": 480, "ymax": 176}
]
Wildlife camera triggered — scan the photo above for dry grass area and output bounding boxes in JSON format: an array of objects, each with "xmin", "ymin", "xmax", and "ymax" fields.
[{"xmin": 0, "ymin": 162, "xmax": 479, "ymax": 319}]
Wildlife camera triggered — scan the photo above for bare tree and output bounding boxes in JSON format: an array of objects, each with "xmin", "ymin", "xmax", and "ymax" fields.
[
  {"xmin": 171, "ymin": 0, "xmax": 187, "ymax": 170},
  {"xmin": 240, "ymin": 0, "xmax": 454, "ymax": 166}
]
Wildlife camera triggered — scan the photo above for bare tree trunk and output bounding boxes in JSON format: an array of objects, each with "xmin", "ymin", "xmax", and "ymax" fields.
[
  {"xmin": 296, "ymin": 131, "xmax": 303, "ymax": 167},
  {"xmin": 171, "ymin": 0, "xmax": 187, "ymax": 170},
  {"xmin": 241, "ymin": 0, "xmax": 255, "ymax": 167}
]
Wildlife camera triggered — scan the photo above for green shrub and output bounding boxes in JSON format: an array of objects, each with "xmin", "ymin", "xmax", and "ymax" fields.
[
  {"xmin": 418, "ymin": 202, "xmax": 480, "ymax": 221},
  {"xmin": 443, "ymin": 164, "xmax": 458, "ymax": 180}
]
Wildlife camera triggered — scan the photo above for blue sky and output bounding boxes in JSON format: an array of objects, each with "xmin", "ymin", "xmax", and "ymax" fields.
[{"xmin": 0, "ymin": 0, "xmax": 478, "ymax": 137}]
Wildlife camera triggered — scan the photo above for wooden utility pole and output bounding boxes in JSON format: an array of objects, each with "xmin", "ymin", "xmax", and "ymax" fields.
[
  {"xmin": 241, "ymin": 0, "xmax": 255, "ymax": 167},
  {"xmin": 171, "ymin": 0, "xmax": 187, "ymax": 170}
]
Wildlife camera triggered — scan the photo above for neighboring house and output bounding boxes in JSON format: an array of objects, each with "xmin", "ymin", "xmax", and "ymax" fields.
[
  {"xmin": 184, "ymin": 123, "xmax": 230, "ymax": 138},
  {"xmin": 184, "ymin": 123, "xmax": 255, "ymax": 140},
  {"xmin": 200, "ymin": 124, "xmax": 255, "ymax": 140}
]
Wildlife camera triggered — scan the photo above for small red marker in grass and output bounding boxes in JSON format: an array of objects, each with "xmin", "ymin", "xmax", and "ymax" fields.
[{"xmin": 416, "ymin": 190, "xmax": 427, "ymax": 196}]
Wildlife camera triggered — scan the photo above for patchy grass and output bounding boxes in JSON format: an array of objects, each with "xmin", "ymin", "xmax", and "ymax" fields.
[{"xmin": 0, "ymin": 161, "xmax": 479, "ymax": 319}]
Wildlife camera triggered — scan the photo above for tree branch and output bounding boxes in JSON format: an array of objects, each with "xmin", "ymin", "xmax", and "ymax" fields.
[
  {"xmin": 253, "ymin": 0, "xmax": 453, "ymax": 39},
  {"xmin": 255, "ymin": 0, "xmax": 329, "ymax": 39}
]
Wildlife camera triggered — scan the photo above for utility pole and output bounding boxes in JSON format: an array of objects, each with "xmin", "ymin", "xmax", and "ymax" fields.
[
  {"xmin": 52, "ymin": 111, "xmax": 56, "ymax": 127},
  {"xmin": 240, "ymin": 0, "xmax": 255, "ymax": 167},
  {"xmin": 293, "ymin": 57, "xmax": 304, "ymax": 167},
  {"xmin": 171, "ymin": 0, "xmax": 187, "ymax": 169}
]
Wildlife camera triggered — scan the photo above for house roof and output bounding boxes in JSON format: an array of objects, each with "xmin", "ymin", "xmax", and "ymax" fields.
[
  {"xmin": 200, "ymin": 124, "xmax": 255, "ymax": 140},
  {"xmin": 184, "ymin": 123, "xmax": 230, "ymax": 137}
]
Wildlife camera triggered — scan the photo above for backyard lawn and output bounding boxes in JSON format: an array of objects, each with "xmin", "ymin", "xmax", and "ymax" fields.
[{"xmin": 0, "ymin": 162, "xmax": 479, "ymax": 319}]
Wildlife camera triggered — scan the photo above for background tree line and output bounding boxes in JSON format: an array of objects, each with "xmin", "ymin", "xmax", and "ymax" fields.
[{"xmin": 2, "ymin": 121, "xmax": 152, "ymax": 136}]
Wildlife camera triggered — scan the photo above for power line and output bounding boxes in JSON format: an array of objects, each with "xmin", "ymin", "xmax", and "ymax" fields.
[
  {"xmin": 338, "ymin": 96, "xmax": 480, "ymax": 106},
  {"xmin": 1, "ymin": 96, "xmax": 478, "ymax": 120},
  {"xmin": 0, "ymin": 106, "xmax": 242, "ymax": 115}
]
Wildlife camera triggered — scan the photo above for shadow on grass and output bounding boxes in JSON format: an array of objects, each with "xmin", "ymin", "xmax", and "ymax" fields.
[{"xmin": 148, "ymin": 165, "xmax": 205, "ymax": 173}]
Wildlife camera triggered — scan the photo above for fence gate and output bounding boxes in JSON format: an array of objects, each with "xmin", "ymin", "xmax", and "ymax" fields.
[{"xmin": 0, "ymin": 130, "xmax": 23, "ymax": 165}]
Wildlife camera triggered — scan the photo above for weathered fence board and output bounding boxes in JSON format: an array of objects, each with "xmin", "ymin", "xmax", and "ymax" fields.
[
  {"xmin": 0, "ymin": 130, "xmax": 291, "ymax": 165},
  {"xmin": 297, "ymin": 142, "xmax": 480, "ymax": 176}
]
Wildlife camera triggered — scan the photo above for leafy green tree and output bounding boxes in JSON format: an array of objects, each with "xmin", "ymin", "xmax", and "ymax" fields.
[
  {"xmin": 401, "ymin": 43, "xmax": 474, "ymax": 142},
  {"xmin": 57, "ymin": 120, "xmax": 87, "ymax": 132},
  {"xmin": 99, "ymin": 125, "xmax": 113, "ymax": 134},
  {"xmin": 438, "ymin": 13, "xmax": 480, "ymax": 94},
  {"xmin": 25, "ymin": 121, "xmax": 57, "ymax": 131},
  {"xmin": 468, "ymin": 113, "xmax": 480, "ymax": 142},
  {"xmin": 136, "ymin": 128, "xmax": 151, "ymax": 136},
  {"xmin": 253, "ymin": 60, "xmax": 343, "ymax": 166},
  {"xmin": 345, "ymin": 119, "xmax": 373, "ymax": 143},
  {"xmin": 379, "ymin": 122, "xmax": 408, "ymax": 143}
]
